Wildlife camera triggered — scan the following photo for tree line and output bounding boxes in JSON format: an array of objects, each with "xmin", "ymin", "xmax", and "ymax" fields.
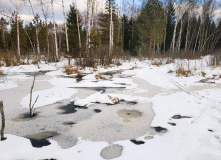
[{"xmin": 0, "ymin": 0, "xmax": 221, "ymax": 65}]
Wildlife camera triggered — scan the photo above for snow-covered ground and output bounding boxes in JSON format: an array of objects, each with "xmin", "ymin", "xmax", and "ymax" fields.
[{"xmin": 0, "ymin": 56, "xmax": 221, "ymax": 160}]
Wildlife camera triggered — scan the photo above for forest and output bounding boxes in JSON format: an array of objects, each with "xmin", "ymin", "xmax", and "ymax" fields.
[{"xmin": 0, "ymin": 0, "xmax": 220, "ymax": 66}]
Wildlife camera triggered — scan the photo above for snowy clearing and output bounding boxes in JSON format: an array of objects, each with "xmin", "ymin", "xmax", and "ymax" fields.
[{"xmin": 0, "ymin": 57, "xmax": 221, "ymax": 160}]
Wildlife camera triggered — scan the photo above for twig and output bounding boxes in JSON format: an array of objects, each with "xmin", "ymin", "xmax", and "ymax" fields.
[
  {"xmin": 191, "ymin": 111, "xmax": 203, "ymax": 124},
  {"xmin": 31, "ymin": 95, "xmax": 39, "ymax": 116},
  {"xmin": 29, "ymin": 73, "xmax": 39, "ymax": 117}
]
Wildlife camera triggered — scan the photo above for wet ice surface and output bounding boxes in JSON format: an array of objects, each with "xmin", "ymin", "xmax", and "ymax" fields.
[
  {"xmin": 1, "ymin": 70, "xmax": 155, "ymax": 149},
  {"xmin": 1, "ymin": 62, "xmax": 221, "ymax": 160}
]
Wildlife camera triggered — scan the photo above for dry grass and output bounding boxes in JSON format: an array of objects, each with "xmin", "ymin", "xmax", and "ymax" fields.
[
  {"xmin": 151, "ymin": 60, "xmax": 162, "ymax": 67},
  {"xmin": 31, "ymin": 61, "xmax": 38, "ymax": 65},
  {"xmin": 5, "ymin": 59, "xmax": 18, "ymax": 67},
  {"xmin": 201, "ymin": 71, "xmax": 206, "ymax": 77},
  {"xmin": 0, "ymin": 70, "xmax": 3, "ymax": 75},
  {"xmin": 129, "ymin": 66, "xmax": 138, "ymax": 70},
  {"xmin": 116, "ymin": 61, "xmax": 122, "ymax": 66},
  {"xmin": 63, "ymin": 65, "xmax": 79, "ymax": 75},
  {"xmin": 176, "ymin": 67, "xmax": 192, "ymax": 77},
  {"xmin": 166, "ymin": 59, "xmax": 175, "ymax": 64},
  {"xmin": 108, "ymin": 95, "xmax": 119, "ymax": 104},
  {"xmin": 168, "ymin": 70, "xmax": 173, "ymax": 73},
  {"xmin": 95, "ymin": 74, "xmax": 104, "ymax": 80},
  {"xmin": 93, "ymin": 64, "xmax": 98, "ymax": 72}
]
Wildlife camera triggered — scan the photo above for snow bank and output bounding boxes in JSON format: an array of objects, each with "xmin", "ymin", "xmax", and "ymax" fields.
[
  {"xmin": 0, "ymin": 135, "xmax": 107, "ymax": 160},
  {"xmin": 74, "ymin": 92, "xmax": 119, "ymax": 106},
  {"xmin": 20, "ymin": 87, "xmax": 77, "ymax": 108}
]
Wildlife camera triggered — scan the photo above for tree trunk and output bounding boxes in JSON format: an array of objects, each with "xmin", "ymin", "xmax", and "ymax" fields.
[
  {"xmin": 51, "ymin": 0, "xmax": 59, "ymax": 61},
  {"xmin": 24, "ymin": 28, "xmax": 35, "ymax": 53},
  {"xmin": 16, "ymin": 0, "xmax": 20, "ymax": 61},
  {"xmin": 177, "ymin": 17, "xmax": 183, "ymax": 53},
  {"xmin": 28, "ymin": 0, "xmax": 40, "ymax": 59},
  {"xmin": 193, "ymin": 25, "xmax": 201, "ymax": 55},
  {"xmin": 185, "ymin": 18, "xmax": 190, "ymax": 52},
  {"xmin": 0, "ymin": 101, "xmax": 6, "ymax": 141},
  {"xmin": 76, "ymin": 8, "xmax": 82, "ymax": 64},
  {"xmin": 109, "ymin": 1, "xmax": 113, "ymax": 61},
  {"xmin": 86, "ymin": 0, "xmax": 91, "ymax": 55},
  {"xmin": 171, "ymin": 16, "xmax": 178, "ymax": 53},
  {"xmin": 62, "ymin": 0, "xmax": 69, "ymax": 53}
]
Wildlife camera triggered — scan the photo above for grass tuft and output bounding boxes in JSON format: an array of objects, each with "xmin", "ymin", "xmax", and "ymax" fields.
[
  {"xmin": 176, "ymin": 67, "xmax": 192, "ymax": 77},
  {"xmin": 95, "ymin": 74, "xmax": 104, "ymax": 80},
  {"xmin": 63, "ymin": 65, "xmax": 79, "ymax": 75}
]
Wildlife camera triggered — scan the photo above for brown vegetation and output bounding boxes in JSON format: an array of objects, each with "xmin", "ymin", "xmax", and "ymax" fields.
[
  {"xmin": 108, "ymin": 95, "xmax": 119, "ymax": 104},
  {"xmin": 151, "ymin": 60, "xmax": 162, "ymax": 67},
  {"xmin": 176, "ymin": 67, "xmax": 192, "ymax": 77},
  {"xmin": 201, "ymin": 71, "xmax": 206, "ymax": 77},
  {"xmin": 63, "ymin": 65, "xmax": 79, "ymax": 75},
  {"xmin": 31, "ymin": 61, "xmax": 38, "ymax": 65},
  {"xmin": 95, "ymin": 74, "xmax": 104, "ymax": 80},
  {"xmin": 167, "ymin": 70, "xmax": 173, "ymax": 73}
]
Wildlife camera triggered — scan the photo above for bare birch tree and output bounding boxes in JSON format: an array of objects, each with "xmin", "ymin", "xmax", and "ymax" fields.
[
  {"xmin": 16, "ymin": 0, "xmax": 20, "ymax": 60},
  {"xmin": 86, "ymin": 0, "xmax": 91, "ymax": 54},
  {"xmin": 75, "ymin": 1, "xmax": 82, "ymax": 63},
  {"xmin": 62, "ymin": 0, "xmax": 69, "ymax": 53},
  {"xmin": 38, "ymin": 0, "xmax": 50, "ymax": 57},
  {"xmin": 109, "ymin": 0, "xmax": 113, "ymax": 61},
  {"xmin": 25, "ymin": 0, "xmax": 41, "ymax": 59},
  {"xmin": 51, "ymin": 0, "xmax": 58, "ymax": 61}
]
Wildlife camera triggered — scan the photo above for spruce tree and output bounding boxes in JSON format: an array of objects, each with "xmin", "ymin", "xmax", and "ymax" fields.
[
  {"xmin": 10, "ymin": 17, "xmax": 28, "ymax": 54},
  {"xmin": 136, "ymin": 0, "xmax": 166, "ymax": 55},
  {"xmin": 66, "ymin": 3, "xmax": 82, "ymax": 57},
  {"xmin": 165, "ymin": 1, "xmax": 175, "ymax": 51},
  {"xmin": 98, "ymin": 0, "xmax": 121, "ymax": 47}
]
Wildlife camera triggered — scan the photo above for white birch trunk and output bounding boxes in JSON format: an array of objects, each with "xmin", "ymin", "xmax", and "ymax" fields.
[
  {"xmin": 51, "ymin": 0, "xmax": 58, "ymax": 60},
  {"xmin": 28, "ymin": 0, "xmax": 40, "ymax": 59},
  {"xmin": 76, "ymin": 8, "xmax": 82, "ymax": 57},
  {"xmin": 62, "ymin": 0, "xmax": 69, "ymax": 53},
  {"xmin": 185, "ymin": 18, "xmax": 190, "ymax": 52},
  {"xmin": 86, "ymin": 0, "xmax": 91, "ymax": 54},
  {"xmin": 109, "ymin": 1, "xmax": 113, "ymax": 58},
  {"xmin": 170, "ymin": 16, "xmax": 178, "ymax": 52},
  {"xmin": 16, "ymin": 0, "xmax": 20, "ymax": 60},
  {"xmin": 177, "ymin": 17, "xmax": 183, "ymax": 53}
]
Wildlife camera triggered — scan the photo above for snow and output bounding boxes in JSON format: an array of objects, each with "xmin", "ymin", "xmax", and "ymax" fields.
[
  {"xmin": 20, "ymin": 87, "xmax": 78, "ymax": 108},
  {"xmin": 74, "ymin": 92, "xmax": 150, "ymax": 107},
  {"xmin": 1, "ymin": 56, "xmax": 221, "ymax": 160},
  {"xmin": 0, "ymin": 135, "xmax": 108, "ymax": 160},
  {"xmin": 74, "ymin": 92, "xmax": 117, "ymax": 106}
]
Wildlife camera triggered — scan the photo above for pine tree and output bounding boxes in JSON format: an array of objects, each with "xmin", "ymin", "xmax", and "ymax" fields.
[
  {"xmin": 66, "ymin": 3, "xmax": 82, "ymax": 57},
  {"xmin": 10, "ymin": 17, "xmax": 28, "ymax": 54},
  {"xmin": 136, "ymin": 0, "xmax": 166, "ymax": 55},
  {"xmin": 165, "ymin": 1, "xmax": 175, "ymax": 51},
  {"xmin": 0, "ymin": 17, "xmax": 8, "ymax": 51},
  {"xmin": 98, "ymin": 0, "xmax": 121, "ymax": 47},
  {"xmin": 121, "ymin": 15, "xmax": 130, "ymax": 51}
]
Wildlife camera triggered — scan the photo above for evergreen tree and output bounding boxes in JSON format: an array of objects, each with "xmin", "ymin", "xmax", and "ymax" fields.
[
  {"xmin": 10, "ymin": 17, "xmax": 28, "ymax": 54},
  {"xmin": 136, "ymin": 0, "xmax": 166, "ymax": 55},
  {"xmin": 0, "ymin": 17, "xmax": 8, "ymax": 51},
  {"xmin": 121, "ymin": 15, "xmax": 130, "ymax": 51},
  {"xmin": 25, "ymin": 22, "xmax": 36, "ymax": 52},
  {"xmin": 98, "ymin": 0, "xmax": 121, "ymax": 47},
  {"xmin": 39, "ymin": 21, "xmax": 48, "ymax": 53},
  {"xmin": 66, "ymin": 3, "xmax": 82, "ymax": 57},
  {"xmin": 165, "ymin": 1, "xmax": 175, "ymax": 51}
]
